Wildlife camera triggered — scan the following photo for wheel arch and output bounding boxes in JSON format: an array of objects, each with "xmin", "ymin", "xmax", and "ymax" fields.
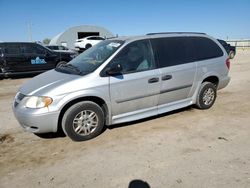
[
  {"xmin": 202, "ymin": 75, "xmax": 219, "ymax": 88},
  {"xmin": 56, "ymin": 60, "xmax": 67, "ymax": 67},
  {"xmin": 57, "ymin": 96, "xmax": 109, "ymax": 133}
]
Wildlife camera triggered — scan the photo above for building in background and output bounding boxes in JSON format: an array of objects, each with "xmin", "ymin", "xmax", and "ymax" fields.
[{"xmin": 50, "ymin": 25, "xmax": 114, "ymax": 49}]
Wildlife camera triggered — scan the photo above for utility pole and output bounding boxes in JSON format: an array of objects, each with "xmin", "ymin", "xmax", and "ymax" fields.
[{"xmin": 27, "ymin": 22, "xmax": 33, "ymax": 42}]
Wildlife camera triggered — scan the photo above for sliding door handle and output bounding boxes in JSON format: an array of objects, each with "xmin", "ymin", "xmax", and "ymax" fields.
[
  {"xmin": 162, "ymin": 75, "xmax": 172, "ymax": 81},
  {"xmin": 148, "ymin": 77, "xmax": 159, "ymax": 83}
]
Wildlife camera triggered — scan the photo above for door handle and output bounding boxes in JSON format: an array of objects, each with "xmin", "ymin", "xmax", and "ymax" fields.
[
  {"xmin": 148, "ymin": 77, "xmax": 159, "ymax": 83},
  {"xmin": 162, "ymin": 75, "xmax": 172, "ymax": 81}
]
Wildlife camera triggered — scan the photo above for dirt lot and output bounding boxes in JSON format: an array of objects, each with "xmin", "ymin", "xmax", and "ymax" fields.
[{"xmin": 1, "ymin": 50, "xmax": 250, "ymax": 188}]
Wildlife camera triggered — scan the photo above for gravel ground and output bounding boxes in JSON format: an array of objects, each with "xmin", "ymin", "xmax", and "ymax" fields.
[{"xmin": 0, "ymin": 50, "xmax": 250, "ymax": 188}]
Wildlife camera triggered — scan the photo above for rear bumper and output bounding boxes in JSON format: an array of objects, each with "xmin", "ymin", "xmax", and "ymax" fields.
[{"xmin": 218, "ymin": 76, "xmax": 231, "ymax": 90}]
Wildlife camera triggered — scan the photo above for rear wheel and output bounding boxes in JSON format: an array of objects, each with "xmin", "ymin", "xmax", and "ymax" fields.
[
  {"xmin": 62, "ymin": 101, "xmax": 105, "ymax": 141},
  {"xmin": 196, "ymin": 82, "xmax": 217, "ymax": 109}
]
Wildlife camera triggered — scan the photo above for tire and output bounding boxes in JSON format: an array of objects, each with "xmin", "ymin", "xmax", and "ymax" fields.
[
  {"xmin": 85, "ymin": 44, "xmax": 92, "ymax": 49},
  {"xmin": 196, "ymin": 82, "xmax": 217, "ymax": 109},
  {"xmin": 56, "ymin": 61, "xmax": 67, "ymax": 68},
  {"xmin": 62, "ymin": 101, "xmax": 105, "ymax": 141},
  {"xmin": 229, "ymin": 51, "xmax": 235, "ymax": 59}
]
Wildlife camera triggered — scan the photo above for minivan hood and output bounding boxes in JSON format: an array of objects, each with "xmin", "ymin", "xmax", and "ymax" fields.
[{"xmin": 20, "ymin": 70, "xmax": 81, "ymax": 96}]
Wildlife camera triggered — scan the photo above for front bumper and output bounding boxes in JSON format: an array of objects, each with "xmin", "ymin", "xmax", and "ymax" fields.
[{"xmin": 12, "ymin": 100, "xmax": 60, "ymax": 133}]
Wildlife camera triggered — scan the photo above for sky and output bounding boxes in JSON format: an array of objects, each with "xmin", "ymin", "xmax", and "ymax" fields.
[{"xmin": 0, "ymin": 0, "xmax": 249, "ymax": 42}]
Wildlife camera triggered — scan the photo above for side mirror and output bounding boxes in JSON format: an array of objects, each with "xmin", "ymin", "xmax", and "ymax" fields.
[{"xmin": 106, "ymin": 63, "xmax": 123, "ymax": 76}]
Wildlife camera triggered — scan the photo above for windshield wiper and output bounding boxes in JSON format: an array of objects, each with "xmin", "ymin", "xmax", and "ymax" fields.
[{"xmin": 56, "ymin": 64, "xmax": 82, "ymax": 75}]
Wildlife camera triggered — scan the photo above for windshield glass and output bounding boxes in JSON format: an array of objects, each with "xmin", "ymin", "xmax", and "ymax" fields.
[{"xmin": 55, "ymin": 40, "xmax": 124, "ymax": 75}]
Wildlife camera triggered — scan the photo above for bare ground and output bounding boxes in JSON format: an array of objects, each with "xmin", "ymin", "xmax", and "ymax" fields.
[{"xmin": 0, "ymin": 50, "xmax": 250, "ymax": 188}]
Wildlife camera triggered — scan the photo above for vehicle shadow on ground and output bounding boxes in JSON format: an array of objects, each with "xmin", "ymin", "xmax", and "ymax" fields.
[
  {"xmin": 34, "ymin": 106, "xmax": 194, "ymax": 140},
  {"xmin": 107, "ymin": 106, "xmax": 194, "ymax": 130},
  {"xmin": 34, "ymin": 131, "xmax": 66, "ymax": 139}
]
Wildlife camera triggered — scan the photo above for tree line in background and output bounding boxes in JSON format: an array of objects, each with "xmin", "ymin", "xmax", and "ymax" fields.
[{"xmin": 42, "ymin": 38, "xmax": 51, "ymax": 44}]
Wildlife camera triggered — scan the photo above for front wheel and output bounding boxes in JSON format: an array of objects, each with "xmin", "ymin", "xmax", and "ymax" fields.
[
  {"xmin": 195, "ymin": 82, "xmax": 217, "ymax": 109},
  {"xmin": 56, "ymin": 61, "xmax": 67, "ymax": 68},
  {"xmin": 62, "ymin": 101, "xmax": 105, "ymax": 141}
]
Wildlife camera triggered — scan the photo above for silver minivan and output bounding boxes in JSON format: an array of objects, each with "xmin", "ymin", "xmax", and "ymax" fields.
[{"xmin": 13, "ymin": 33, "xmax": 230, "ymax": 141}]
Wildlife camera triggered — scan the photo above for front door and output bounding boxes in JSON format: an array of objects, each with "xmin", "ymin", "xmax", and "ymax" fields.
[{"xmin": 108, "ymin": 39, "xmax": 161, "ymax": 124}]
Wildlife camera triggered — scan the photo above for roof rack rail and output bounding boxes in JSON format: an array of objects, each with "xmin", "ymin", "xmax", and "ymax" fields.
[{"xmin": 146, "ymin": 32, "xmax": 206, "ymax": 35}]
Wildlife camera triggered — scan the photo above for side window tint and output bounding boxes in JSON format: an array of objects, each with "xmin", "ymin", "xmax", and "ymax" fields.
[
  {"xmin": 112, "ymin": 40, "xmax": 155, "ymax": 74},
  {"xmin": 21, "ymin": 44, "xmax": 34, "ymax": 53},
  {"xmin": 34, "ymin": 45, "xmax": 46, "ymax": 54},
  {"xmin": 4, "ymin": 44, "xmax": 21, "ymax": 54},
  {"xmin": 49, "ymin": 46, "xmax": 55, "ymax": 50},
  {"xmin": 151, "ymin": 37, "xmax": 195, "ymax": 68},
  {"xmin": 21, "ymin": 44, "xmax": 45, "ymax": 54},
  {"xmin": 192, "ymin": 37, "xmax": 223, "ymax": 61},
  {"xmin": 97, "ymin": 37, "xmax": 104, "ymax": 40}
]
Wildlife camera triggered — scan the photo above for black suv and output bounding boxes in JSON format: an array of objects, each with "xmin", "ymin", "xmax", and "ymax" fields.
[
  {"xmin": 217, "ymin": 39, "xmax": 236, "ymax": 59},
  {"xmin": 0, "ymin": 42, "xmax": 77, "ymax": 78}
]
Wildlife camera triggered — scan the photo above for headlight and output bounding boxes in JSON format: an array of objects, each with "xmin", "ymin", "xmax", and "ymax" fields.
[{"xmin": 25, "ymin": 96, "xmax": 53, "ymax": 109}]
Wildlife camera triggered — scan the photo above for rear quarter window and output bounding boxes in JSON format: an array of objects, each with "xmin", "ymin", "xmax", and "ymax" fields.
[{"xmin": 192, "ymin": 37, "xmax": 223, "ymax": 61}]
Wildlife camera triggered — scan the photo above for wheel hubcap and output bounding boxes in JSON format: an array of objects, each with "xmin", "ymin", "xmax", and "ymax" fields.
[
  {"xmin": 202, "ymin": 88, "xmax": 215, "ymax": 106},
  {"xmin": 72, "ymin": 110, "xmax": 98, "ymax": 136}
]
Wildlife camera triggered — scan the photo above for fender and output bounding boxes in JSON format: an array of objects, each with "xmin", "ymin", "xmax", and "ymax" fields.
[
  {"xmin": 51, "ymin": 88, "xmax": 112, "ymax": 125},
  {"xmin": 191, "ymin": 71, "xmax": 219, "ymax": 103}
]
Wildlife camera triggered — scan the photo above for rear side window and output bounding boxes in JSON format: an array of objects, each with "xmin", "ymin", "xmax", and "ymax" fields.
[
  {"xmin": 96, "ymin": 37, "xmax": 104, "ymax": 40},
  {"xmin": 151, "ymin": 37, "xmax": 195, "ymax": 68},
  {"xmin": 192, "ymin": 37, "xmax": 223, "ymax": 61},
  {"xmin": 58, "ymin": 46, "xmax": 65, "ymax": 50},
  {"xmin": 4, "ymin": 44, "xmax": 21, "ymax": 54},
  {"xmin": 21, "ymin": 44, "xmax": 46, "ymax": 54},
  {"xmin": 21, "ymin": 44, "xmax": 34, "ymax": 53}
]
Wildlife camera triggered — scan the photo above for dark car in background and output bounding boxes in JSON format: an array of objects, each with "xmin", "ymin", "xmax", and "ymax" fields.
[
  {"xmin": 46, "ymin": 45, "xmax": 77, "ymax": 54},
  {"xmin": 217, "ymin": 39, "xmax": 236, "ymax": 59},
  {"xmin": 0, "ymin": 42, "xmax": 77, "ymax": 78}
]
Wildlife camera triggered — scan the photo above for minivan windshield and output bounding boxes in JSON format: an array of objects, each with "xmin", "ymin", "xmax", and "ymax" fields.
[{"xmin": 55, "ymin": 40, "xmax": 124, "ymax": 75}]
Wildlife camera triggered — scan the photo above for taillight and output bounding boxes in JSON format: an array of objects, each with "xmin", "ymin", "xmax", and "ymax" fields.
[{"xmin": 226, "ymin": 58, "xmax": 230, "ymax": 70}]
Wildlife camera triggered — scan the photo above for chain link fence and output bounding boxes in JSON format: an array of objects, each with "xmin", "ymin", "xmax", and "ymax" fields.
[{"xmin": 226, "ymin": 40, "xmax": 250, "ymax": 50}]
